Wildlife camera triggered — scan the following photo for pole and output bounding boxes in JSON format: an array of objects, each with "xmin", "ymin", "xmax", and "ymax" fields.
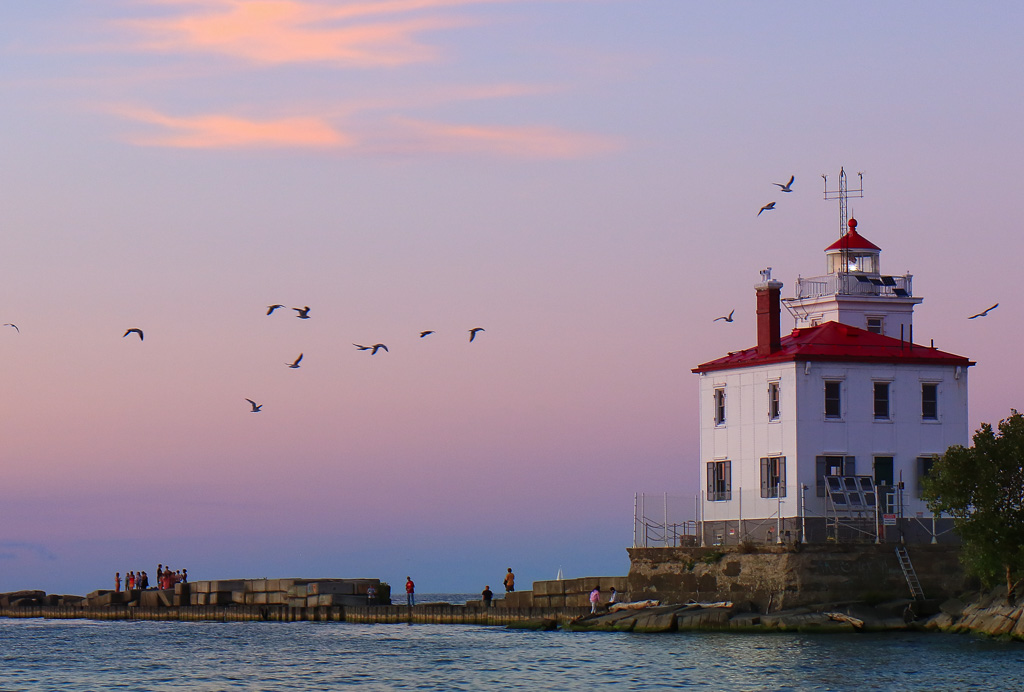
[
  {"xmin": 800, "ymin": 484, "xmax": 808, "ymax": 544},
  {"xmin": 633, "ymin": 493, "xmax": 638, "ymax": 548},
  {"xmin": 664, "ymin": 493, "xmax": 669, "ymax": 548},
  {"xmin": 700, "ymin": 491, "xmax": 706, "ymax": 547},
  {"xmin": 776, "ymin": 484, "xmax": 783, "ymax": 544},
  {"xmin": 738, "ymin": 487, "xmax": 743, "ymax": 543},
  {"xmin": 874, "ymin": 484, "xmax": 881, "ymax": 544}
]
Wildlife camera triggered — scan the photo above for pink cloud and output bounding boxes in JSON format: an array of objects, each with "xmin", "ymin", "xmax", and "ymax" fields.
[
  {"xmin": 382, "ymin": 117, "xmax": 620, "ymax": 158},
  {"xmin": 109, "ymin": 105, "xmax": 352, "ymax": 148},
  {"xmin": 120, "ymin": 0, "xmax": 504, "ymax": 66}
]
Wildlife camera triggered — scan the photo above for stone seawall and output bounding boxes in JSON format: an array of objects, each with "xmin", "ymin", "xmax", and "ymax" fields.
[
  {"xmin": 0, "ymin": 604, "xmax": 589, "ymax": 626},
  {"xmin": 628, "ymin": 544, "xmax": 968, "ymax": 610}
]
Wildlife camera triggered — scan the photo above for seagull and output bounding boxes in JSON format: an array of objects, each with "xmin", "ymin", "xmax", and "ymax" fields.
[
  {"xmin": 3, "ymin": 323, "xmax": 17, "ymax": 333},
  {"xmin": 469, "ymin": 327, "xmax": 485, "ymax": 342},
  {"xmin": 123, "ymin": 328, "xmax": 144, "ymax": 341},
  {"xmin": 968, "ymin": 303, "xmax": 999, "ymax": 319},
  {"xmin": 266, "ymin": 304, "xmax": 285, "ymax": 315},
  {"xmin": 293, "ymin": 306, "xmax": 311, "ymax": 319},
  {"xmin": 419, "ymin": 330, "xmax": 435, "ymax": 338},
  {"xmin": 245, "ymin": 398, "xmax": 262, "ymax": 412},
  {"xmin": 370, "ymin": 343, "xmax": 388, "ymax": 355},
  {"xmin": 287, "ymin": 353, "xmax": 303, "ymax": 368},
  {"xmin": 773, "ymin": 175, "xmax": 795, "ymax": 192},
  {"xmin": 714, "ymin": 310, "xmax": 735, "ymax": 323},
  {"xmin": 353, "ymin": 344, "xmax": 371, "ymax": 351},
  {"xmin": 757, "ymin": 202, "xmax": 776, "ymax": 216}
]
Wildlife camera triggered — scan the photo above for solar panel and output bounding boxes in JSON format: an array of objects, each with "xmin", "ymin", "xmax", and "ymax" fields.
[
  {"xmin": 881, "ymin": 276, "xmax": 897, "ymax": 286},
  {"xmin": 869, "ymin": 278, "xmax": 885, "ymax": 286},
  {"xmin": 856, "ymin": 275, "xmax": 872, "ymax": 283},
  {"xmin": 893, "ymin": 288, "xmax": 909, "ymax": 297}
]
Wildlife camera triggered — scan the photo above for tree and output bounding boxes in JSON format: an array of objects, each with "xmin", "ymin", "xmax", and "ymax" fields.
[{"xmin": 923, "ymin": 410, "xmax": 1024, "ymax": 604}]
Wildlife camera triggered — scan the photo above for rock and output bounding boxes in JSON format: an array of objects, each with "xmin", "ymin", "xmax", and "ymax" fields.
[
  {"xmin": 506, "ymin": 618, "xmax": 557, "ymax": 631},
  {"xmin": 676, "ymin": 608, "xmax": 730, "ymax": 630},
  {"xmin": 728, "ymin": 613, "xmax": 762, "ymax": 629},
  {"xmin": 633, "ymin": 612, "xmax": 677, "ymax": 633}
]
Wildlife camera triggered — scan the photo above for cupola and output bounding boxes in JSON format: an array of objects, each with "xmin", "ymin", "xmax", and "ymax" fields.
[{"xmin": 824, "ymin": 219, "xmax": 881, "ymax": 275}]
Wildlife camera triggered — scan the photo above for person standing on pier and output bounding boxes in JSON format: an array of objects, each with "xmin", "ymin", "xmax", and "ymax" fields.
[
  {"xmin": 481, "ymin": 585, "xmax": 493, "ymax": 608},
  {"xmin": 115, "ymin": 572, "xmax": 121, "ymax": 593},
  {"xmin": 503, "ymin": 568, "xmax": 515, "ymax": 593},
  {"xmin": 589, "ymin": 586, "xmax": 601, "ymax": 614},
  {"xmin": 366, "ymin": 584, "xmax": 376, "ymax": 605},
  {"xmin": 405, "ymin": 577, "xmax": 415, "ymax": 607}
]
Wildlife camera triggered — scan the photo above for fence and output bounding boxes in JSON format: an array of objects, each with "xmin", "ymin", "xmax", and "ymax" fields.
[{"xmin": 632, "ymin": 493, "xmax": 699, "ymax": 547}]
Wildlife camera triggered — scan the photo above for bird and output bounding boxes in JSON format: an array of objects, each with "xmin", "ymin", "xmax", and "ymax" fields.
[
  {"xmin": 757, "ymin": 202, "xmax": 776, "ymax": 216},
  {"xmin": 773, "ymin": 175, "xmax": 795, "ymax": 192},
  {"xmin": 968, "ymin": 303, "xmax": 999, "ymax": 319},
  {"xmin": 266, "ymin": 304, "xmax": 285, "ymax": 315},
  {"xmin": 3, "ymin": 323, "xmax": 17, "ymax": 333},
  {"xmin": 419, "ymin": 330, "xmax": 435, "ymax": 338},
  {"xmin": 714, "ymin": 310, "xmax": 735, "ymax": 323},
  {"xmin": 123, "ymin": 328, "xmax": 144, "ymax": 341},
  {"xmin": 245, "ymin": 398, "xmax": 262, "ymax": 412},
  {"xmin": 287, "ymin": 353, "xmax": 303, "ymax": 368},
  {"xmin": 293, "ymin": 306, "xmax": 311, "ymax": 319},
  {"xmin": 370, "ymin": 344, "xmax": 388, "ymax": 355},
  {"xmin": 469, "ymin": 327, "xmax": 485, "ymax": 342},
  {"xmin": 353, "ymin": 344, "xmax": 371, "ymax": 351}
]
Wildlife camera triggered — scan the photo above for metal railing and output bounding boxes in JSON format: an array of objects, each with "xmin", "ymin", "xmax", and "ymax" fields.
[
  {"xmin": 792, "ymin": 273, "xmax": 912, "ymax": 300},
  {"xmin": 633, "ymin": 493, "xmax": 699, "ymax": 547}
]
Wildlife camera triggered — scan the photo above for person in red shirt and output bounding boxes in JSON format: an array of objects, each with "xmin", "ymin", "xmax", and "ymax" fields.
[{"xmin": 405, "ymin": 577, "xmax": 415, "ymax": 607}]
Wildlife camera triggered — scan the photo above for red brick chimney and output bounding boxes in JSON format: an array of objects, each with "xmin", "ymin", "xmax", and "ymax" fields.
[{"xmin": 756, "ymin": 279, "xmax": 783, "ymax": 356}]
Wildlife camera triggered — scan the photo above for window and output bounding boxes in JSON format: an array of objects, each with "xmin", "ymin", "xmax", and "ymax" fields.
[
  {"xmin": 714, "ymin": 387, "xmax": 726, "ymax": 426},
  {"xmin": 922, "ymin": 383, "xmax": 938, "ymax": 420},
  {"xmin": 873, "ymin": 382, "xmax": 891, "ymax": 420},
  {"xmin": 824, "ymin": 381, "xmax": 842, "ymax": 419},
  {"xmin": 760, "ymin": 456, "xmax": 786, "ymax": 498},
  {"xmin": 917, "ymin": 455, "xmax": 938, "ymax": 498},
  {"xmin": 866, "ymin": 317, "xmax": 883, "ymax": 334},
  {"xmin": 816, "ymin": 455, "xmax": 855, "ymax": 496},
  {"xmin": 768, "ymin": 381, "xmax": 780, "ymax": 421},
  {"xmin": 707, "ymin": 460, "xmax": 731, "ymax": 502}
]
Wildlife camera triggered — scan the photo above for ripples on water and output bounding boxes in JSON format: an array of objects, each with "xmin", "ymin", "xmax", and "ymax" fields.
[{"xmin": 2, "ymin": 618, "xmax": 1022, "ymax": 690}]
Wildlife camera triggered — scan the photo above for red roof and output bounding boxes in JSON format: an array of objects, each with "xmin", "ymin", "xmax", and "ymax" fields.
[
  {"xmin": 824, "ymin": 227, "xmax": 880, "ymax": 252},
  {"xmin": 692, "ymin": 321, "xmax": 973, "ymax": 374}
]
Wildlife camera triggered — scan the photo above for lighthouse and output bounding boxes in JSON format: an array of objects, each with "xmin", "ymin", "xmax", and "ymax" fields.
[{"xmin": 692, "ymin": 218, "xmax": 972, "ymax": 545}]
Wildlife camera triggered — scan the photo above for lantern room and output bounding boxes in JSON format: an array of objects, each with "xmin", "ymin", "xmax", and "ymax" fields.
[{"xmin": 825, "ymin": 219, "xmax": 880, "ymax": 275}]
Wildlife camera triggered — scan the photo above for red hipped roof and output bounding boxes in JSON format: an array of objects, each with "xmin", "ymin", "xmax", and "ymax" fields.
[
  {"xmin": 824, "ymin": 227, "xmax": 880, "ymax": 252},
  {"xmin": 692, "ymin": 321, "xmax": 973, "ymax": 374}
]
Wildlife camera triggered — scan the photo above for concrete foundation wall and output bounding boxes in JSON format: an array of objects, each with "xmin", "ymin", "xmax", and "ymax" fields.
[{"xmin": 628, "ymin": 544, "xmax": 969, "ymax": 610}]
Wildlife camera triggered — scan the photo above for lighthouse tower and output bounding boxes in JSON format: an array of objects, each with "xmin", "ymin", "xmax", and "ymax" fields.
[{"xmin": 784, "ymin": 218, "xmax": 923, "ymax": 339}]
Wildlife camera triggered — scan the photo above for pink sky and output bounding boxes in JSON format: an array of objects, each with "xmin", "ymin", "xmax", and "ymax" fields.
[{"xmin": 1, "ymin": 1, "xmax": 1022, "ymax": 595}]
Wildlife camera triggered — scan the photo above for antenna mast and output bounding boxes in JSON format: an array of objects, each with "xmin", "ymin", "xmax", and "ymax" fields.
[{"xmin": 822, "ymin": 167, "xmax": 864, "ymax": 296}]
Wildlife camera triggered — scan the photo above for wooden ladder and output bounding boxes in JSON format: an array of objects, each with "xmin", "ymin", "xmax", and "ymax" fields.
[{"xmin": 895, "ymin": 545, "xmax": 925, "ymax": 600}]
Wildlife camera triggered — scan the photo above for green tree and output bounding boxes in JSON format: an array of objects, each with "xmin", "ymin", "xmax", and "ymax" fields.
[{"xmin": 923, "ymin": 411, "xmax": 1024, "ymax": 603}]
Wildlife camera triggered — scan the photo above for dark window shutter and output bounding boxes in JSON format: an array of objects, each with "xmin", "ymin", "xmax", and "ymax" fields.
[
  {"xmin": 724, "ymin": 461, "xmax": 731, "ymax": 498},
  {"xmin": 760, "ymin": 457, "xmax": 769, "ymax": 498},
  {"xmin": 779, "ymin": 457, "xmax": 787, "ymax": 497},
  {"xmin": 816, "ymin": 456, "xmax": 826, "ymax": 496},
  {"xmin": 707, "ymin": 462, "xmax": 715, "ymax": 496},
  {"xmin": 845, "ymin": 456, "xmax": 856, "ymax": 476}
]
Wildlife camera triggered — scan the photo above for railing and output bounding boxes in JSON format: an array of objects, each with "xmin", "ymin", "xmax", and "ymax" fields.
[
  {"xmin": 633, "ymin": 493, "xmax": 699, "ymax": 547},
  {"xmin": 792, "ymin": 273, "xmax": 913, "ymax": 300}
]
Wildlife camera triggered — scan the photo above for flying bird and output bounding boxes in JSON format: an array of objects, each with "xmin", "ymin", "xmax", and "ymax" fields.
[
  {"xmin": 968, "ymin": 303, "xmax": 999, "ymax": 319},
  {"xmin": 266, "ymin": 304, "xmax": 285, "ymax": 315},
  {"xmin": 370, "ymin": 344, "xmax": 388, "ymax": 355},
  {"xmin": 419, "ymin": 330, "xmax": 435, "ymax": 338},
  {"xmin": 714, "ymin": 310, "xmax": 735, "ymax": 323},
  {"xmin": 287, "ymin": 353, "xmax": 303, "ymax": 368},
  {"xmin": 757, "ymin": 202, "xmax": 776, "ymax": 216},
  {"xmin": 773, "ymin": 175, "xmax": 795, "ymax": 192},
  {"xmin": 293, "ymin": 306, "xmax": 311, "ymax": 319},
  {"xmin": 353, "ymin": 344, "xmax": 371, "ymax": 351},
  {"xmin": 245, "ymin": 399, "xmax": 262, "ymax": 412},
  {"xmin": 3, "ymin": 323, "xmax": 18, "ymax": 333},
  {"xmin": 469, "ymin": 327, "xmax": 485, "ymax": 342},
  {"xmin": 123, "ymin": 328, "xmax": 144, "ymax": 341}
]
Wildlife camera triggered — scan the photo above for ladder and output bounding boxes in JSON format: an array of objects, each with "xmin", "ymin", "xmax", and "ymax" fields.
[{"xmin": 895, "ymin": 545, "xmax": 925, "ymax": 600}]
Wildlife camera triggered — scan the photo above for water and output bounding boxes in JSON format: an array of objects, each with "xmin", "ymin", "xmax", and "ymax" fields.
[{"xmin": 1, "ymin": 617, "xmax": 1022, "ymax": 690}]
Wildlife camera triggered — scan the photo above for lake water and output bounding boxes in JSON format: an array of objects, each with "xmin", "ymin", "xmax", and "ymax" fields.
[{"xmin": 1, "ymin": 616, "xmax": 1021, "ymax": 690}]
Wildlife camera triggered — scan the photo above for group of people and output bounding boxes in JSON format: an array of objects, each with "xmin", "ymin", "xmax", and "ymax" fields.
[
  {"xmin": 115, "ymin": 565, "xmax": 188, "ymax": 592},
  {"xmin": 481, "ymin": 567, "xmax": 516, "ymax": 607}
]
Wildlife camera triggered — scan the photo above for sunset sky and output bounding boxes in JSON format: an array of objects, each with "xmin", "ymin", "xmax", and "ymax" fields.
[{"xmin": 2, "ymin": 1, "xmax": 1022, "ymax": 595}]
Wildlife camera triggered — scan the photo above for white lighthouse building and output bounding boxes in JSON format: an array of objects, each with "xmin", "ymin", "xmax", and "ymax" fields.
[{"xmin": 692, "ymin": 218, "xmax": 972, "ymax": 545}]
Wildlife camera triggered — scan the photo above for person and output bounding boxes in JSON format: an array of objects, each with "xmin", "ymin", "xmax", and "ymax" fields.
[
  {"xmin": 115, "ymin": 572, "xmax": 121, "ymax": 593},
  {"xmin": 608, "ymin": 587, "xmax": 618, "ymax": 605},
  {"xmin": 481, "ymin": 585, "xmax": 493, "ymax": 608},
  {"xmin": 127, "ymin": 571, "xmax": 135, "ymax": 591},
  {"xmin": 405, "ymin": 576, "xmax": 415, "ymax": 607},
  {"xmin": 367, "ymin": 585, "xmax": 377, "ymax": 605},
  {"xmin": 503, "ymin": 568, "xmax": 515, "ymax": 593},
  {"xmin": 181, "ymin": 568, "xmax": 188, "ymax": 584},
  {"xmin": 589, "ymin": 586, "xmax": 601, "ymax": 614}
]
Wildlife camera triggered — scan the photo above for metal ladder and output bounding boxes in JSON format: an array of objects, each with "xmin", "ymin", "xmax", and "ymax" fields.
[{"xmin": 895, "ymin": 545, "xmax": 925, "ymax": 600}]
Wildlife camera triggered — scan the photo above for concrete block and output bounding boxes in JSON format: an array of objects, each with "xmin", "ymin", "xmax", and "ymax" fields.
[
  {"xmin": 267, "ymin": 592, "xmax": 286, "ymax": 605},
  {"xmin": 533, "ymin": 580, "xmax": 565, "ymax": 596},
  {"xmin": 287, "ymin": 585, "xmax": 308, "ymax": 598},
  {"xmin": 174, "ymin": 583, "xmax": 191, "ymax": 597},
  {"xmin": 232, "ymin": 591, "xmax": 247, "ymax": 605},
  {"xmin": 288, "ymin": 598, "xmax": 307, "ymax": 608},
  {"xmin": 140, "ymin": 591, "xmax": 162, "ymax": 608},
  {"xmin": 193, "ymin": 581, "xmax": 211, "ymax": 594},
  {"xmin": 158, "ymin": 590, "xmax": 174, "ymax": 607},
  {"xmin": 253, "ymin": 592, "xmax": 268, "ymax": 605},
  {"xmin": 211, "ymin": 581, "xmax": 245, "ymax": 593},
  {"xmin": 250, "ymin": 580, "xmax": 268, "ymax": 593},
  {"xmin": 209, "ymin": 592, "xmax": 233, "ymax": 606},
  {"xmin": 306, "ymin": 581, "xmax": 355, "ymax": 596}
]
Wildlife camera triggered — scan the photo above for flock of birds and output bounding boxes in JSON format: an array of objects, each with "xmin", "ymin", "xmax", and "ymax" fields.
[{"xmin": 1, "ymin": 307, "xmax": 486, "ymax": 414}]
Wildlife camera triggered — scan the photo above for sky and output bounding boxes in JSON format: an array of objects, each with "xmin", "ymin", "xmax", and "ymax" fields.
[{"xmin": 2, "ymin": 1, "xmax": 1023, "ymax": 596}]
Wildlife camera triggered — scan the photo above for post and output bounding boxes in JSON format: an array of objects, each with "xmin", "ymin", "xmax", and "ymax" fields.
[
  {"xmin": 800, "ymin": 484, "xmax": 808, "ymax": 544},
  {"xmin": 700, "ymin": 491, "xmax": 706, "ymax": 547},
  {"xmin": 664, "ymin": 493, "xmax": 669, "ymax": 547},
  {"xmin": 633, "ymin": 493, "xmax": 638, "ymax": 548},
  {"xmin": 738, "ymin": 488, "xmax": 743, "ymax": 542},
  {"xmin": 776, "ymin": 485, "xmax": 783, "ymax": 544},
  {"xmin": 874, "ymin": 484, "xmax": 881, "ymax": 544},
  {"xmin": 640, "ymin": 493, "xmax": 646, "ymax": 548},
  {"xmin": 932, "ymin": 513, "xmax": 938, "ymax": 545}
]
